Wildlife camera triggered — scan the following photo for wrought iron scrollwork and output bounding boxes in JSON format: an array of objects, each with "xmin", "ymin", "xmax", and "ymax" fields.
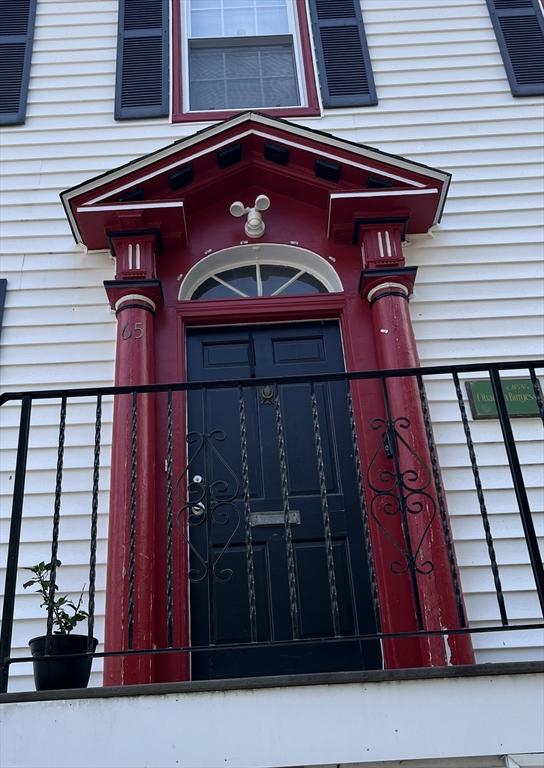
[
  {"xmin": 367, "ymin": 416, "xmax": 436, "ymax": 578},
  {"xmin": 175, "ymin": 430, "xmax": 241, "ymax": 584}
]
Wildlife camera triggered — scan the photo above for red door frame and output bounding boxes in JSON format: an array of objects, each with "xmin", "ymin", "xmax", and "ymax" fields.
[{"xmin": 152, "ymin": 289, "xmax": 438, "ymax": 681}]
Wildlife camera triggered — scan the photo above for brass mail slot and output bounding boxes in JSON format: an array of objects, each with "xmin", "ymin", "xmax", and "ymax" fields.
[{"xmin": 250, "ymin": 511, "xmax": 301, "ymax": 527}]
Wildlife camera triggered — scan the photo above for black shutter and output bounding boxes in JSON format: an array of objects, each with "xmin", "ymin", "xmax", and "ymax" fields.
[
  {"xmin": 0, "ymin": 0, "xmax": 36, "ymax": 126},
  {"xmin": 115, "ymin": 0, "xmax": 169, "ymax": 120},
  {"xmin": 308, "ymin": 0, "xmax": 377, "ymax": 108},
  {"xmin": 486, "ymin": 0, "xmax": 544, "ymax": 96}
]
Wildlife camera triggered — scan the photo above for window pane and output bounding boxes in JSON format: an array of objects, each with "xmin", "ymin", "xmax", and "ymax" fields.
[
  {"xmin": 189, "ymin": 50, "xmax": 227, "ymax": 110},
  {"xmin": 257, "ymin": 6, "xmax": 289, "ymax": 35},
  {"xmin": 227, "ymin": 78, "xmax": 263, "ymax": 108},
  {"xmin": 192, "ymin": 278, "xmax": 239, "ymax": 300},
  {"xmin": 190, "ymin": 44, "xmax": 297, "ymax": 109},
  {"xmin": 223, "ymin": 0, "xmax": 254, "ymax": 8},
  {"xmin": 278, "ymin": 273, "xmax": 327, "ymax": 296},
  {"xmin": 191, "ymin": 9, "xmax": 222, "ymax": 37},
  {"xmin": 260, "ymin": 265, "xmax": 299, "ymax": 295},
  {"xmin": 218, "ymin": 267, "xmax": 257, "ymax": 295},
  {"xmin": 225, "ymin": 48, "xmax": 260, "ymax": 78},
  {"xmin": 191, "ymin": 80, "xmax": 228, "ymax": 110},
  {"xmin": 224, "ymin": 9, "xmax": 256, "ymax": 37},
  {"xmin": 190, "ymin": 49, "xmax": 225, "ymax": 80},
  {"xmin": 260, "ymin": 46, "xmax": 296, "ymax": 77},
  {"xmin": 262, "ymin": 76, "xmax": 298, "ymax": 107},
  {"xmin": 191, "ymin": 0, "xmax": 288, "ymax": 38},
  {"xmin": 192, "ymin": 266, "xmax": 328, "ymax": 301}
]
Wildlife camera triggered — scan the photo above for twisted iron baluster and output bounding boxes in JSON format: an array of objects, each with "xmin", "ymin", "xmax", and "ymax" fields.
[
  {"xmin": 310, "ymin": 383, "xmax": 339, "ymax": 636},
  {"xmin": 380, "ymin": 378, "xmax": 424, "ymax": 630},
  {"xmin": 239, "ymin": 387, "xmax": 257, "ymax": 642},
  {"xmin": 452, "ymin": 371, "xmax": 508, "ymax": 625},
  {"xmin": 347, "ymin": 387, "xmax": 381, "ymax": 629},
  {"xmin": 166, "ymin": 390, "xmax": 174, "ymax": 647},
  {"xmin": 128, "ymin": 392, "xmax": 138, "ymax": 648},
  {"xmin": 88, "ymin": 394, "xmax": 101, "ymax": 650},
  {"xmin": 417, "ymin": 375, "xmax": 467, "ymax": 628},
  {"xmin": 46, "ymin": 396, "xmax": 67, "ymax": 648},
  {"xmin": 274, "ymin": 388, "xmax": 300, "ymax": 639},
  {"xmin": 528, "ymin": 366, "xmax": 544, "ymax": 426}
]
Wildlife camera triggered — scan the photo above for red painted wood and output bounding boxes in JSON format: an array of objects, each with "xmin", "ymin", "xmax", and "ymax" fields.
[
  {"xmin": 172, "ymin": 0, "xmax": 320, "ymax": 122},
  {"xmin": 100, "ymin": 167, "xmax": 470, "ymax": 679},
  {"xmin": 159, "ymin": 304, "xmax": 418, "ymax": 671},
  {"xmin": 360, "ymin": 222, "xmax": 406, "ymax": 270},
  {"xmin": 367, "ymin": 282, "xmax": 474, "ymax": 667},
  {"xmin": 149, "ymin": 191, "xmax": 465, "ymax": 674},
  {"xmin": 103, "ymin": 291, "xmax": 160, "ymax": 686},
  {"xmin": 66, "ymin": 114, "xmax": 448, "ymax": 252},
  {"xmin": 111, "ymin": 234, "xmax": 160, "ymax": 280}
]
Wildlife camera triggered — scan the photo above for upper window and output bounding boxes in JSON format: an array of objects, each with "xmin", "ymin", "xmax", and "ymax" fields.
[
  {"xmin": 184, "ymin": 0, "xmax": 306, "ymax": 112},
  {"xmin": 115, "ymin": 0, "xmax": 377, "ymax": 121},
  {"xmin": 174, "ymin": 0, "xmax": 320, "ymax": 119}
]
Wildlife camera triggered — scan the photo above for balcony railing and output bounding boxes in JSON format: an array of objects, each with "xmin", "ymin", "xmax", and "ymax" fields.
[{"xmin": 1, "ymin": 360, "xmax": 543, "ymax": 692}]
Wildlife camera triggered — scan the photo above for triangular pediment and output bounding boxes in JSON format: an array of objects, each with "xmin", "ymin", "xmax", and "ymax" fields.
[{"xmin": 61, "ymin": 112, "xmax": 450, "ymax": 252}]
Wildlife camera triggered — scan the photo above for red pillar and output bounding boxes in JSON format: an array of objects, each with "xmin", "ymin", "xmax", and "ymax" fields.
[
  {"xmin": 360, "ymin": 222, "xmax": 474, "ymax": 667},
  {"xmin": 103, "ymin": 234, "xmax": 164, "ymax": 685}
]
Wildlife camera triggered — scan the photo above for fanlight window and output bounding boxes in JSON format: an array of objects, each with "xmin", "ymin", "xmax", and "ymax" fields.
[{"xmin": 191, "ymin": 264, "xmax": 328, "ymax": 300}]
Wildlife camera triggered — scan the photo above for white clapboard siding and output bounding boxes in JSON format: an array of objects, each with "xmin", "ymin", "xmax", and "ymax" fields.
[{"xmin": 1, "ymin": 0, "xmax": 543, "ymax": 691}]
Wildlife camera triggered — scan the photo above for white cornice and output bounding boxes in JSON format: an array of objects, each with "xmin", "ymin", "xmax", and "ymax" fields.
[{"xmin": 61, "ymin": 112, "xmax": 450, "ymax": 248}]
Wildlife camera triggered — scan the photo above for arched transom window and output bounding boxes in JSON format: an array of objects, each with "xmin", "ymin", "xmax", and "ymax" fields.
[
  {"xmin": 193, "ymin": 264, "xmax": 327, "ymax": 300},
  {"xmin": 178, "ymin": 244, "xmax": 343, "ymax": 301}
]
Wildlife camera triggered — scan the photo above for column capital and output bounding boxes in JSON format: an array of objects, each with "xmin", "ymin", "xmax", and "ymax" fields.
[
  {"xmin": 355, "ymin": 217, "xmax": 408, "ymax": 270},
  {"xmin": 359, "ymin": 266, "xmax": 417, "ymax": 303},
  {"xmin": 104, "ymin": 278, "xmax": 164, "ymax": 314},
  {"xmin": 108, "ymin": 230, "xmax": 162, "ymax": 281}
]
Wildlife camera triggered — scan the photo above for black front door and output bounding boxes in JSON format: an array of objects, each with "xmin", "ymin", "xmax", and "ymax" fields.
[{"xmin": 186, "ymin": 321, "xmax": 381, "ymax": 679}]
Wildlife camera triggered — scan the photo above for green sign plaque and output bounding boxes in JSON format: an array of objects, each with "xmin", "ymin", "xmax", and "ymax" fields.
[{"xmin": 466, "ymin": 378, "xmax": 541, "ymax": 419}]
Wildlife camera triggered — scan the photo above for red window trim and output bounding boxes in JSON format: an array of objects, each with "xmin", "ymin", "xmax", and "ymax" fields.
[{"xmin": 172, "ymin": 0, "xmax": 321, "ymax": 123}]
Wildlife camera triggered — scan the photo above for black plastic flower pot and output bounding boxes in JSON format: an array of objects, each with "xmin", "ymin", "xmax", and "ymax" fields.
[{"xmin": 28, "ymin": 634, "xmax": 98, "ymax": 691}]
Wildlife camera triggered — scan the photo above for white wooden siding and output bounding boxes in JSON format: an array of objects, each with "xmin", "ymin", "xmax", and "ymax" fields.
[{"xmin": 0, "ymin": 0, "xmax": 543, "ymax": 690}]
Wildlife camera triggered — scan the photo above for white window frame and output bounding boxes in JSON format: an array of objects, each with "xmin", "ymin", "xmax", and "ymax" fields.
[
  {"xmin": 178, "ymin": 243, "xmax": 344, "ymax": 300},
  {"xmin": 181, "ymin": 0, "xmax": 309, "ymax": 114}
]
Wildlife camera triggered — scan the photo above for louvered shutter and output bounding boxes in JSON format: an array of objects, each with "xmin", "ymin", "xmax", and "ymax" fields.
[
  {"xmin": 308, "ymin": 0, "xmax": 377, "ymax": 108},
  {"xmin": 486, "ymin": 0, "xmax": 544, "ymax": 96},
  {"xmin": 115, "ymin": 0, "xmax": 169, "ymax": 120},
  {"xmin": 0, "ymin": 0, "xmax": 36, "ymax": 126}
]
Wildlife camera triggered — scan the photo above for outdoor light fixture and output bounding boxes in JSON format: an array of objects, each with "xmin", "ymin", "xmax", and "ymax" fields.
[{"xmin": 229, "ymin": 194, "xmax": 271, "ymax": 238}]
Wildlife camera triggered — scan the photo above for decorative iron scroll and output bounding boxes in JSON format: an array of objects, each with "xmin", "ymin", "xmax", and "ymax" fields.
[
  {"xmin": 175, "ymin": 430, "xmax": 241, "ymax": 584},
  {"xmin": 367, "ymin": 416, "xmax": 436, "ymax": 577}
]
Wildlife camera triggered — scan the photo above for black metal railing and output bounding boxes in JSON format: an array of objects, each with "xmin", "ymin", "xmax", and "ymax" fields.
[{"xmin": 1, "ymin": 360, "xmax": 543, "ymax": 691}]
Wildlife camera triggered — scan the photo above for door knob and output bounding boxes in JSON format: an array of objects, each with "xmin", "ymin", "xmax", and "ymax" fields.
[{"xmin": 191, "ymin": 475, "xmax": 205, "ymax": 516}]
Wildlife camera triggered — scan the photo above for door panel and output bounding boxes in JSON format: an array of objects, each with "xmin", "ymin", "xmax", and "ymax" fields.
[{"xmin": 186, "ymin": 321, "xmax": 381, "ymax": 679}]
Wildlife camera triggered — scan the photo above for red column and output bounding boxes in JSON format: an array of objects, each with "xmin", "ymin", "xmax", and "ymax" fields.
[
  {"xmin": 360, "ymin": 224, "xmax": 474, "ymax": 667},
  {"xmin": 103, "ymin": 233, "xmax": 164, "ymax": 685}
]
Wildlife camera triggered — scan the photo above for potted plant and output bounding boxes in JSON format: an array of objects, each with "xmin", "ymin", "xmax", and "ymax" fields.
[{"xmin": 23, "ymin": 559, "xmax": 98, "ymax": 690}]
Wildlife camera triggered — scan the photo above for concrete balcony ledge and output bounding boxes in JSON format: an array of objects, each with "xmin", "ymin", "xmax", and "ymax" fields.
[
  {"xmin": 0, "ymin": 659, "xmax": 542, "ymax": 703},
  {"xmin": 1, "ymin": 662, "xmax": 543, "ymax": 768}
]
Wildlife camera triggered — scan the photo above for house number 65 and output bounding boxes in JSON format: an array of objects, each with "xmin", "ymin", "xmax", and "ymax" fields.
[{"xmin": 121, "ymin": 322, "xmax": 144, "ymax": 340}]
